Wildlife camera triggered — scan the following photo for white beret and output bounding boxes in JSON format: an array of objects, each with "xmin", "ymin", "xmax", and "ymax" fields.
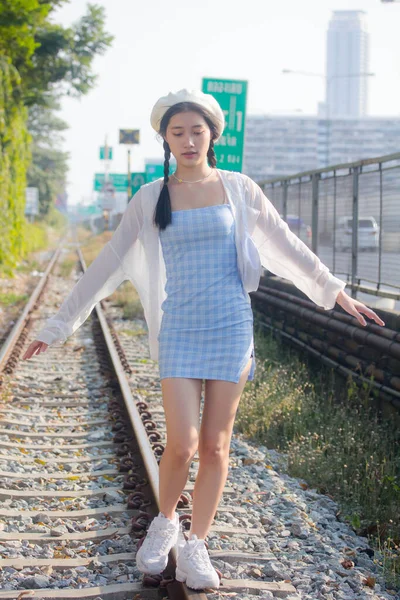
[{"xmin": 150, "ymin": 88, "xmax": 225, "ymax": 141}]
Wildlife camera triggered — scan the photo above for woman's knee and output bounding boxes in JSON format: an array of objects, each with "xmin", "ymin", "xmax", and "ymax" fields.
[
  {"xmin": 166, "ymin": 437, "xmax": 199, "ymax": 464},
  {"xmin": 198, "ymin": 439, "xmax": 229, "ymax": 464},
  {"xmin": 161, "ymin": 377, "xmax": 202, "ymax": 464}
]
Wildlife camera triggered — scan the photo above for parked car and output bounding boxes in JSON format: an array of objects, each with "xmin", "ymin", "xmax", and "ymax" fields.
[
  {"xmin": 336, "ymin": 216, "xmax": 380, "ymax": 252},
  {"xmin": 280, "ymin": 214, "xmax": 312, "ymax": 247}
]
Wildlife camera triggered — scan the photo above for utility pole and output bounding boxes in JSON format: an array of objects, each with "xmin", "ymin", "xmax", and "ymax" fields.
[
  {"xmin": 104, "ymin": 134, "xmax": 110, "ymax": 184},
  {"xmin": 127, "ymin": 148, "xmax": 132, "ymax": 201},
  {"xmin": 119, "ymin": 129, "xmax": 140, "ymax": 202}
]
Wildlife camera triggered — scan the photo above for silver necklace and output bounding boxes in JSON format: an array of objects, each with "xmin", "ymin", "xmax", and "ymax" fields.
[{"xmin": 171, "ymin": 169, "xmax": 213, "ymax": 184}]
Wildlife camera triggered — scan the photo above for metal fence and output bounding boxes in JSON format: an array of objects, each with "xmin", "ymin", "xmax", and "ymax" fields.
[{"xmin": 257, "ymin": 151, "xmax": 400, "ymax": 301}]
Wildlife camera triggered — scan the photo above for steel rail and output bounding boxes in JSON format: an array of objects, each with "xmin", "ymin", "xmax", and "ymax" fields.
[
  {"xmin": 252, "ymin": 285, "xmax": 400, "ymax": 406},
  {"xmin": 0, "ymin": 233, "xmax": 68, "ymax": 372}
]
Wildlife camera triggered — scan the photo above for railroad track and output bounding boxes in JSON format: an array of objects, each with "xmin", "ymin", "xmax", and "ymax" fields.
[{"xmin": 0, "ymin": 231, "xmax": 298, "ymax": 599}]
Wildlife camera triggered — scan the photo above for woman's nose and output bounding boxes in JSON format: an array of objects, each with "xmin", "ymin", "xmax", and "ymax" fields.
[{"xmin": 183, "ymin": 136, "xmax": 195, "ymax": 146}]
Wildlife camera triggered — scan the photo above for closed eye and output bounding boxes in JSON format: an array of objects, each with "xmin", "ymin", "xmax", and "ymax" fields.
[{"xmin": 174, "ymin": 132, "xmax": 203, "ymax": 137}]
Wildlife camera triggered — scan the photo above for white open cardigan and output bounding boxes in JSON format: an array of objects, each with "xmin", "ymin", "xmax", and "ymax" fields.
[{"xmin": 35, "ymin": 168, "xmax": 346, "ymax": 361}]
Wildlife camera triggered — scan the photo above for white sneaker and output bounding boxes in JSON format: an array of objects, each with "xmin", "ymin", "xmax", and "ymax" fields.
[
  {"xmin": 136, "ymin": 511, "xmax": 180, "ymax": 575},
  {"xmin": 175, "ymin": 534, "xmax": 220, "ymax": 590}
]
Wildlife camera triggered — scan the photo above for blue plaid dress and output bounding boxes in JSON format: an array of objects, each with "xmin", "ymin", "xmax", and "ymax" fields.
[{"xmin": 158, "ymin": 201, "xmax": 255, "ymax": 383}]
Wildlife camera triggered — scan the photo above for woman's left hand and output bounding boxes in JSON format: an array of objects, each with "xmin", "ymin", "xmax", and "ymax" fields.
[{"xmin": 335, "ymin": 290, "xmax": 385, "ymax": 327}]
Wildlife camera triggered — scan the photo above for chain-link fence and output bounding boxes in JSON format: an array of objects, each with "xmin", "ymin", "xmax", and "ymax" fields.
[{"xmin": 257, "ymin": 151, "xmax": 400, "ymax": 301}]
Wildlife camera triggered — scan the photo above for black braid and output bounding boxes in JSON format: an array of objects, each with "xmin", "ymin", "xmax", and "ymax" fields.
[
  {"xmin": 153, "ymin": 141, "xmax": 172, "ymax": 230},
  {"xmin": 207, "ymin": 138, "xmax": 217, "ymax": 167},
  {"xmin": 163, "ymin": 139, "xmax": 171, "ymax": 184}
]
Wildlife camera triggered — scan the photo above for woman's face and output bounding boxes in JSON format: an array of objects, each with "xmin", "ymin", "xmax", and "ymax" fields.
[{"xmin": 164, "ymin": 111, "xmax": 212, "ymax": 167}]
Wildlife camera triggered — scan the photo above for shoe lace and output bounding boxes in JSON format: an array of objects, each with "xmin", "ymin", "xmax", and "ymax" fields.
[
  {"xmin": 143, "ymin": 519, "xmax": 176, "ymax": 554},
  {"xmin": 186, "ymin": 539, "xmax": 213, "ymax": 571}
]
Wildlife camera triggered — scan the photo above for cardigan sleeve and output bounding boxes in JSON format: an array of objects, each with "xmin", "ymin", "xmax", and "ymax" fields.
[
  {"xmin": 35, "ymin": 187, "xmax": 144, "ymax": 347},
  {"xmin": 242, "ymin": 174, "xmax": 346, "ymax": 310}
]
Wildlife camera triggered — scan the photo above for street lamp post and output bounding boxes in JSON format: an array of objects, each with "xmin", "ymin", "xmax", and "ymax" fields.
[{"xmin": 282, "ymin": 69, "xmax": 375, "ymax": 166}]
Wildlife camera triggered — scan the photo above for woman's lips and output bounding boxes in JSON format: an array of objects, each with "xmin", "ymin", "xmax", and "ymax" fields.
[{"xmin": 182, "ymin": 153, "xmax": 197, "ymax": 158}]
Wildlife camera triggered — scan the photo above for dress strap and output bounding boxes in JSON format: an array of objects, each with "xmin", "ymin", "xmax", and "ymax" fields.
[
  {"xmin": 216, "ymin": 168, "xmax": 228, "ymax": 205},
  {"xmin": 222, "ymin": 181, "xmax": 228, "ymax": 205}
]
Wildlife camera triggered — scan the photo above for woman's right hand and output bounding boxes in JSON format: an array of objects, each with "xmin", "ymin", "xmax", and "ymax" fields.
[{"xmin": 22, "ymin": 341, "xmax": 49, "ymax": 360}]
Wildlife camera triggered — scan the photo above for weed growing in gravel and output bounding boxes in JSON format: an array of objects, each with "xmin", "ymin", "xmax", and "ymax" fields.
[
  {"xmin": 111, "ymin": 283, "xmax": 144, "ymax": 320},
  {"xmin": 0, "ymin": 292, "xmax": 29, "ymax": 307},
  {"xmin": 236, "ymin": 316, "xmax": 400, "ymax": 591},
  {"xmin": 119, "ymin": 328, "xmax": 147, "ymax": 337},
  {"xmin": 15, "ymin": 258, "xmax": 41, "ymax": 274},
  {"xmin": 58, "ymin": 252, "xmax": 76, "ymax": 278}
]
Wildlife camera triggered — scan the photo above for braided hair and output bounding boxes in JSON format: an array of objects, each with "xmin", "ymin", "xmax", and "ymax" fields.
[{"xmin": 153, "ymin": 102, "xmax": 219, "ymax": 231}]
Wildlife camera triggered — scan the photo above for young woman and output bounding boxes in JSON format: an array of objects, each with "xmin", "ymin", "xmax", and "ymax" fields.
[{"xmin": 23, "ymin": 88, "xmax": 385, "ymax": 591}]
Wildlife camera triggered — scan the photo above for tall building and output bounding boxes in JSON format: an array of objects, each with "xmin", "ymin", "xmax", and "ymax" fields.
[
  {"xmin": 243, "ymin": 116, "xmax": 319, "ymax": 180},
  {"xmin": 326, "ymin": 11, "xmax": 370, "ymax": 118},
  {"xmin": 243, "ymin": 114, "xmax": 400, "ymax": 182}
]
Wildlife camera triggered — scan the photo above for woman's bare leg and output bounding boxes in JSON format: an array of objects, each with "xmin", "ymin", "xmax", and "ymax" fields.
[
  {"xmin": 189, "ymin": 358, "xmax": 252, "ymax": 538},
  {"xmin": 158, "ymin": 377, "xmax": 202, "ymax": 520}
]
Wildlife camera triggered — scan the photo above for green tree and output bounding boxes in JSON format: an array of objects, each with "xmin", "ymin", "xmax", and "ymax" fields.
[
  {"xmin": 0, "ymin": 1, "xmax": 113, "ymax": 267},
  {"xmin": 0, "ymin": 1, "xmax": 52, "ymax": 70},
  {"xmin": 0, "ymin": 57, "xmax": 31, "ymax": 269},
  {"xmin": 0, "ymin": 1, "xmax": 114, "ymax": 107},
  {"xmin": 24, "ymin": 4, "xmax": 114, "ymax": 106},
  {"xmin": 27, "ymin": 100, "xmax": 69, "ymax": 216}
]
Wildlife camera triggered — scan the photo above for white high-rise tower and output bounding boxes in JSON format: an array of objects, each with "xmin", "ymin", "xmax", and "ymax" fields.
[{"xmin": 326, "ymin": 11, "xmax": 370, "ymax": 117}]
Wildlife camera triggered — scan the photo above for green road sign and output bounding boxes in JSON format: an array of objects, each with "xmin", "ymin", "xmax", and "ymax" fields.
[
  {"xmin": 100, "ymin": 146, "xmax": 113, "ymax": 160},
  {"xmin": 145, "ymin": 161, "xmax": 179, "ymax": 182},
  {"xmin": 76, "ymin": 204, "xmax": 102, "ymax": 217},
  {"xmin": 145, "ymin": 164, "xmax": 164, "ymax": 182},
  {"xmin": 94, "ymin": 174, "xmax": 125, "ymax": 191},
  {"xmin": 201, "ymin": 77, "xmax": 247, "ymax": 172},
  {"xmin": 94, "ymin": 173, "xmax": 146, "ymax": 195}
]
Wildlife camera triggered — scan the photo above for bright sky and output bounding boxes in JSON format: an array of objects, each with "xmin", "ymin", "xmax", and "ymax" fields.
[{"xmin": 51, "ymin": 0, "xmax": 400, "ymax": 205}]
